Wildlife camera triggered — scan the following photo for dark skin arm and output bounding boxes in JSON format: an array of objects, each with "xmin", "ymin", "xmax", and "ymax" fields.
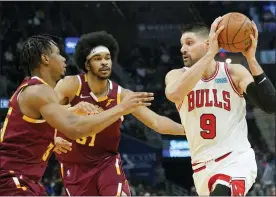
[
  {"xmin": 55, "ymin": 77, "xmax": 184, "ymax": 135},
  {"xmin": 121, "ymin": 88, "xmax": 185, "ymax": 135},
  {"xmin": 19, "ymin": 84, "xmax": 153, "ymax": 140}
]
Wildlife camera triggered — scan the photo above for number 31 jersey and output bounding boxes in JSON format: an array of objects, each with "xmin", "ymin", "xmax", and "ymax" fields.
[
  {"xmin": 56, "ymin": 73, "xmax": 123, "ymax": 166},
  {"xmin": 177, "ymin": 62, "xmax": 251, "ymax": 163}
]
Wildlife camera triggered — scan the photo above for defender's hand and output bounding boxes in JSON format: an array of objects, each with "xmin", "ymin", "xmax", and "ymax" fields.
[
  {"xmin": 119, "ymin": 92, "xmax": 154, "ymax": 115},
  {"xmin": 54, "ymin": 137, "xmax": 72, "ymax": 154},
  {"xmin": 69, "ymin": 101, "xmax": 100, "ymax": 115}
]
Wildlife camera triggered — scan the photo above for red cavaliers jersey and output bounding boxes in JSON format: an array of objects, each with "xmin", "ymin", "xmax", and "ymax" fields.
[
  {"xmin": 56, "ymin": 73, "xmax": 123, "ymax": 165},
  {"xmin": 0, "ymin": 76, "xmax": 56, "ymax": 181}
]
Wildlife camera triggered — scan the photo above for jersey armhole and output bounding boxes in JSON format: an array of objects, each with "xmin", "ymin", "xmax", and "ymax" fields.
[
  {"xmin": 117, "ymin": 86, "xmax": 122, "ymax": 104},
  {"xmin": 117, "ymin": 86, "xmax": 124, "ymax": 121},
  {"xmin": 75, "ymin": 75, "xmax": 82, "ymax": 96},
  {"xmin": 224, "ymin": 63, "xmax": 243, "ymax": 98}
]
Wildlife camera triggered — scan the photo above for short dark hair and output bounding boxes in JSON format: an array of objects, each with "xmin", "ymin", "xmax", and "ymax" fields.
[
  {"xmin": 181, "ymin": 22, "xmax": 210, "ymax": 38},
  {"xmin": 74, "ymin": 31, "xmax": 119, "ymax": 72},
  {"xmin": 20, "ymin": 35, "xmax": 58, "ymax": 76}
]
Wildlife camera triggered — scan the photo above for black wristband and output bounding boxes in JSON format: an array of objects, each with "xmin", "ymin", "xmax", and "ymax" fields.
[
  {"xmin": 253, "ymin": 73, "xmax": 266, "ymax": 84},
  {"xmin": 246, "ymin": 73, "xmax": 276, "ymax": 113}
]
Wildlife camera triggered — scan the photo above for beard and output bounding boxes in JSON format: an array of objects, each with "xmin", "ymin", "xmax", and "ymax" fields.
[
  {"xmin": 91, "ymin": 68, "xmax": 111, "ymax": 80},
  {"xmin": 183, "ymin": 58, "xmax": 197, "ymax": 67}
]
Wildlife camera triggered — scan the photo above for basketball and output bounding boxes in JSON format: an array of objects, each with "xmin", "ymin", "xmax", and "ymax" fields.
[{"xmin": 218, "ymin": 12, "xmax": 254, "ymax": 53}]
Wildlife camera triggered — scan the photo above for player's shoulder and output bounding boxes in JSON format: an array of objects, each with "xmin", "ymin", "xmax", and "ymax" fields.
[
  {"xmin": 21, "ymin": 84, "xmax": 58, "ymax": 107},
  {"xmin": 55, "ymin": 75, "xmax": 80, "ymax": 93},
  {"xmin": 226, "ymin": 63, "xmax": 248, "ymax": 76},
  {"xmin": 165, "ymin": 68, "xmax": 186, "ymax": 84},
  {"xmin": 58, "ymin": 75, "xmax": 79, "ymax": 86}
]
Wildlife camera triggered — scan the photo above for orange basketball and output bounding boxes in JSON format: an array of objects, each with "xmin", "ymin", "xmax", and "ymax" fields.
[{"xmin": 218, "ymin": 12, "xmax": 254, "ymax": 53}]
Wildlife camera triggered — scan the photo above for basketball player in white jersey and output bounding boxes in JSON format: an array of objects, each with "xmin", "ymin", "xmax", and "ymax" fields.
[{"xmin": 165, "ymin": 17, "xmax": 276, "ymax": 196}]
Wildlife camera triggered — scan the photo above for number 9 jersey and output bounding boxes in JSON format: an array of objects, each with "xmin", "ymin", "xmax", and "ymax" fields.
[{"xmin": 177, "ymin": 62, "xmax": 251, "ymax": 164}]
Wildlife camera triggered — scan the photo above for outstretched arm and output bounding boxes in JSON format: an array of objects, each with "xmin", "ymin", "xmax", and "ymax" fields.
[
  {"xmin": 22, "ymin": 84, "xmax": 153, "ymax": 140},
  {"xmin": 122, "ymin": 88, "xmax": 185, "ymax": 135}
]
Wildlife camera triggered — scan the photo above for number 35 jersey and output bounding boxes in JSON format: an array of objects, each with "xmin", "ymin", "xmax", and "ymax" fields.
[
  {"xmin": 177, "ymin": 62, "xmax": 251, "ymax": 164},
  {"xmin": 56, "ymin": 73, "xmax": 123, "ymax": 166}
]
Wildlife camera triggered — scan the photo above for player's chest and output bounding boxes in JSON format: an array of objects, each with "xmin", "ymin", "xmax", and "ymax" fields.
[{"xmin": 185, "ymin": 84, "xmax": 232, "ymax": 112}]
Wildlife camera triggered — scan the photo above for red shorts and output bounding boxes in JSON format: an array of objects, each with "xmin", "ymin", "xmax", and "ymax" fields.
[
  {"xmin": 0, "ymin": 170, "xmax": 47, "ymax": 196},
  {"xmin": 59, "ymin": 154, "xmax": 131, "ymax": 196}
]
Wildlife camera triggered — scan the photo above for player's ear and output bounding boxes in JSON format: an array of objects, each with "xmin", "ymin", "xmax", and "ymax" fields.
[
  {"xmin": 85, "ymin": 61, "xmax": 91, "ymax": 71},
  {"xmin": 41, "ymin": 54, "xmax": 49, "ymax": 65}
]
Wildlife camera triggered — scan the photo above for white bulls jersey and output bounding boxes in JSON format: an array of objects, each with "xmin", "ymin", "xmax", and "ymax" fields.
[{"xmin": 177, "ymin": 61, "xmax": 251, "ymax": 163}]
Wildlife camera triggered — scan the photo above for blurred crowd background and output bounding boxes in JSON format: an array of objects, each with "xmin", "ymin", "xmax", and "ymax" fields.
[{"xmin": 0, "ymin": 1, "xmax": 275, "ymax": 196}]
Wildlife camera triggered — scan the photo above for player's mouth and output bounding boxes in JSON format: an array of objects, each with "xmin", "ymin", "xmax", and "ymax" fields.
[
  {"xmin": 99, "ymin": 67, "xmax": 110, "ymax": 72},
  {"xmin": 63, "ymin": 64, "xmax": 67, "ymax": 72},
  {"xmin": 183, "ymin": 56, "xmax": 189, "ymax": 61}
]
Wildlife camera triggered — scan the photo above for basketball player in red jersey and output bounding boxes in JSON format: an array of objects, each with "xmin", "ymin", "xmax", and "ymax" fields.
[
  {"xmin": 0, "ymin": 35, "xmax": 154, "ymax": 196},
  {"xmin": 54, "ymin": 31, "xmax": 185, "ymax": 196},
  {"xmin": 165, "ymin": 17, "xmax": 276, "ymax": 196}
]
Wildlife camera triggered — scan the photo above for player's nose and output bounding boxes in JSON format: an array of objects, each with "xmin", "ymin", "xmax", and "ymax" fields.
[
  {"xmin": 180, "ymin": 45, "xmax": 187, "ymax": 54},
  {"xmin": 61, "ymin": 56, "xmax": 66, "ymax": 63},
  {"xmin": 101, "ymin": 59, "xmax": 109, "ymax": 65}
]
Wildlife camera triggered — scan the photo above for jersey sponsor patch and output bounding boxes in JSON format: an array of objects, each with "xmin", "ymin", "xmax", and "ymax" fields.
[{"xmin": 215, "ymin": 77, "xmax": 228, "ymax": 84}]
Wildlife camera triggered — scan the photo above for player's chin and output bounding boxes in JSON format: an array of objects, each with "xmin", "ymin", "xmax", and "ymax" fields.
[
  {"xmin": 99, "ymin": 72, "xmax": 111, "ymax": 78},
  {"xmin": 184, "ymin": 61, "xmax": 192, "ymax": 67},
  {"xmin": 98, "ymin": 74, "xmax": 110, "ymax": 80},
  {"xmin": 60, "ymin": 74, "xmax": 65, "ymax": 79}
]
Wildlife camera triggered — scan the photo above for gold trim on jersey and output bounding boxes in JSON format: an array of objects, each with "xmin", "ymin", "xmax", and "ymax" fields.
[
  {"xmin": 32, "ymin": 76, "xmax": 50, "ymax": 86},
  {"xmin": 117, "ymin": 86, "xmax": 122, "ymax": 104},
  {"xmin": 98, "ymin": 96, "xmax": 108, "ymax": 102},
  {"xmin": 117, "ymin": 86, "xmax": 124, "ymax": 121},
  {"xmin": 84, "ymin": 74, "xmax": 88, "ymax": 82},
  {"xmin": 9, "ymin": 84, "xmax": 28, "ymax": 102},
  {"xmin": 0, "ymin": 107, "xmax": 13, "ymax": 142},
  {"xmin": 115, "ymin": 158, "xmax": 121, "ymax": 175},
  {"xmin": 75, "ymin": 75, "xmax": 82, "ymax": 96},
  {"xmin": 22, "ymin": 115, "xmax": 46, "ymax": 123},
  {"xmin": 89, "ymin": 82, "xmax": 111, "ymax": 102}
]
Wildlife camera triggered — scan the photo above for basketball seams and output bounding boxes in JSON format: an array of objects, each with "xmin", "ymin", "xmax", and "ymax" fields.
[
  {"xmin": 218, "ymin": 37, "xmax": 252, "ymax": 45},
  {"xmin": 231, "ymin": 17, "xmax": 248, "ymax": 50},
  {"xmin": 231, "ymin": 16, "xmax": 247, "ymax": 45},
  {"xmin": 226, "ymin": 13, "xmax": 233, "ymax": 52},
  {"xmin": 219, "ymin": 12, "xmax": 253, "ymax": 52}
]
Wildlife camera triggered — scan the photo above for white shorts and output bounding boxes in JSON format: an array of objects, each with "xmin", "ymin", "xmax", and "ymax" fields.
[{"xmin": 192, "ymin": 148, "xmax": 257, "ymax": 196}]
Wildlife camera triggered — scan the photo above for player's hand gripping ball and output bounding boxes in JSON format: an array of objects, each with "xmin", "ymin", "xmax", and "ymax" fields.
[{"xmin": 217, "ymin": 12, "xmax": 254, "ymax": 52}]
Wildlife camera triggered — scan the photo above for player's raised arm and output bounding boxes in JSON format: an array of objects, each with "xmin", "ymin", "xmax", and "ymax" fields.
[
  {"xmin": 234, "ymin": 20, "xmax": 276, "ymax": 113},
  {"xmin": 165, "ymin": 17, "xmax": 225, "ymax": 105},
  {"xmin": 24, "ymin": 84, "xmax": 154, "ymax": 140},
  {"xmin": 122, "ymin": 88, "xmax": 185, "ymax": 135}
]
